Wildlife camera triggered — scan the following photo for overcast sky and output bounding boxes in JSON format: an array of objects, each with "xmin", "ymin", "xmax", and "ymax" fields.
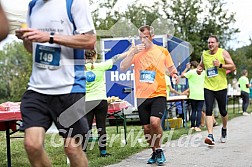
[{"xmin": 226, "ymin": 0, "xmax": 252, "ymax": 48}]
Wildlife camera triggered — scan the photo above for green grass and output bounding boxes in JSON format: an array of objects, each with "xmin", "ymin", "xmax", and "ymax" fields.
[{"xmin": 0, "ymin": 104, "xmax": 250, "ymax": 167}]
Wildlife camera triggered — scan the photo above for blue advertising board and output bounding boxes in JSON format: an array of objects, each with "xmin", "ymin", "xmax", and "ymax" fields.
[
  {"xmin": 101, "ymin": 35, "xmax": 191, "ymax": 109},
  {"xmin": 103, "ymin": 38, "xmax": 135, "ymax": 107},
  {"xmin": 102, "ymin": 36, "xmax": 165, "ymax": 108},
  {"xmin": 167, "ymin": 35, "xmax": 191, "ymax": 91}
]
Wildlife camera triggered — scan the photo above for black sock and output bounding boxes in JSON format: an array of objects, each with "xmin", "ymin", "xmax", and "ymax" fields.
[
  {"xmin": 156, "ymin": 149, "xmax": 162, "ymax": 153},
  {"xmin": 208, "ymin": 134, "xmax": 213, "ymax": 138}
]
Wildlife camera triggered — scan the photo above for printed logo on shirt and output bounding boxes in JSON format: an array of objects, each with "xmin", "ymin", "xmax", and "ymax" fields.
[{"xmin": 85, "ymin": 71, "xmax": 96, "ymax": 82}]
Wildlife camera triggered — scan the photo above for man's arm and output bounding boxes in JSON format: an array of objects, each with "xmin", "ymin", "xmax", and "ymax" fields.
[
  {"xmin": 0, "ymin": 5, "xmax": 9, "ymax": 41},
  {"xmin": 120, "ymin": 44, "xmax": 145, "ymax": 71},
  {"xmin": 120, "ymin": 50, "xmax": 135, "ymax": 71},
  {"xmin": 112, "ymin": 46, "xmax": 135, "ymax": 63},
  {"xmin": 222, "ymin": 50, "xmax": 236, "ymax": 71},
  {"xmin": 16, "ymin": 29, "xmax": 96, "ymax": 52},
  {"xmin": 53, "ymin": 32, "xmax": 96, "ymax": 49},
  {"xmin": 167, "ymin": 65, "xmax": 179, "ymax": 83},
  {"xmin": 212, "ymin": 50, "xmax": 236, "ymax": 71}
]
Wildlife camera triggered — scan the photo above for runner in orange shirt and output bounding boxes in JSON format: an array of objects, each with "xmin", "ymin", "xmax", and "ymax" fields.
[{"xmin": 120, "ymin": 25, "xmax": 178, "ymax": 165}]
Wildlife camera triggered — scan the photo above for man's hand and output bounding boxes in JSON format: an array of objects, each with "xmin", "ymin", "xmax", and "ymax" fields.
[
  {"xmin": 212, "ymin": 59, "xmax": 220, "ymax": 67},
  {"xmin": 133, "ymin": 44, "xmax": 145, "ymax": 54},
  {"xmin": 15, "ymin": 28, "xmax": 30, "ymax": 39},
  {"xmin": 15, "ymin": 29, "xmax": 50, "ymax": 43}
]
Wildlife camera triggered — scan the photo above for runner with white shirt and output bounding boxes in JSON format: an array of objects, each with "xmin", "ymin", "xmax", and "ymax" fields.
[{"xmin": 15, "ymin": 0, "xmax": 96, "ymax": 166}]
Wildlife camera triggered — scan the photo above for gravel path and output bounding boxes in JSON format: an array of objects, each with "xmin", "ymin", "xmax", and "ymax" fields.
[{"xmin": 106, "ymin": 115, "xmax": 252, "ymax": 167}]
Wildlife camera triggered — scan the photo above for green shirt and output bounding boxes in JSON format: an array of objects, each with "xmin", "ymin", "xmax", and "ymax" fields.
[
  {"xmin": 203, "ymin": 48, "xmax": 227, "ymax": 91},
  {"xmin": 85, "ymin": 59, "xmax": 113, "ymax": 101},
  {"xmin": 238, "ymin": 76, "xmax": 250, "ymax": 93},
  {"xmin": 184, "ymin": 69, "xmax": 205, "ymax": 100}
]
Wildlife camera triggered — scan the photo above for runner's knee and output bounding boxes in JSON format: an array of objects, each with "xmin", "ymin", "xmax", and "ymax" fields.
[
  {"xmin": 220, "ymin": 110, "xmax": 227, "ymax": 117},
  {"xmin": 205, "ymin": 110, "xmax": 213, "ymax": 116}
]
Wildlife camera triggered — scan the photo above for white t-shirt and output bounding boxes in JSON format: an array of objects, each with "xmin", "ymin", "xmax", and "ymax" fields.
[{"xmin": 27, "ymin": 0, "xmax": 95, "ymax": 94}]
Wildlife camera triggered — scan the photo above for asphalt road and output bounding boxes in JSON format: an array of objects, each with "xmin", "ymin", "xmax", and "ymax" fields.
[{"xmin": 106, "ymin": 114, "xmax": 252, "ymax": 167}]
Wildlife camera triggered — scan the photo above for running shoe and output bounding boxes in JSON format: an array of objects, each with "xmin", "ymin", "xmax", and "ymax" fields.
[
  {"xmin": 156, "ymin": 149, "xmax": 166, "ymax": 165},
  {"xmin": 147, "ymin": 152, "xmax": 157, "ymax": 164},
  {"xmin": 220, "ymin": 128, "xmax": 227, "ymax": 143},
  {"xmin": 243, "ymin": 112, "xmax": 250, "ymax": 116},
  {"xmin": 213, "ymin": 122, "xmax": 218, "ymax": 127},
  {"xmin": 194, "ymin": 127, "xmax": 201, "ymax": 132},
  {"xmin": 100, "ymin": 153, "xmax": 112, "ymax": 157},
  {"xmin": 205, "ymin": 134, "xmax": 215, "ymax": 145}
]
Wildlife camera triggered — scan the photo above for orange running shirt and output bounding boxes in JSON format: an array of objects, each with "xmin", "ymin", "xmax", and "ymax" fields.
[{"xmin": 132, "ymin": 44, "xmax": 174, "ymax": 98}]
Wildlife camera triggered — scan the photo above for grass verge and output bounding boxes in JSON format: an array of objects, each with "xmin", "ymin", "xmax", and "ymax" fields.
[{"xmin": 0, "ymin": 105, "xmax": 249, "ymax": 167}]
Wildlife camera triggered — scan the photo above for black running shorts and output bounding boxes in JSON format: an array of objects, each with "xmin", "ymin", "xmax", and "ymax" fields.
[
  {"xmin": 20, "ymin": 90, "xmax": 88, "ymax": 138},
  {"xmin": 137, "ymin": 96, "xmax": 166, "ymax": 125}
]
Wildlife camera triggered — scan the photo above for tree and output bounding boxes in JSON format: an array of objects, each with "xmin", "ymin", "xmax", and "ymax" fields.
[
  {"xmin": 160, "ymin": 0, "xmax": 239, "ymax": 61},
  {"xmin": 91, "ymin": 0, "xmax": 163, "ymax": 54},
  {"xmin": 124, "ymin": 1, "xmax": 162, "ymax": 29},
  {"xmin": 0, "ymin": 42, "xmax": 32, "ymax": 102},
  {"xmin": 243, "ymin": 41, "xmax": 252, "ymax": 59},
  {"xmin": 199, "ymin": 0, "xmax": 239, "ymax": 48},
  {"xmin": 92, "ymin": 0, "xmax": 239, "ymax": 61},
  {"xmin": 92, "ymin": 0, "xmax": 163, "ymax": 35},
  {"xmin": 229, "ymin": 41, "xmax": 252, "ymax": 80},
  {"xmin": 91, "ymin": 0, "xmax": 121, "ymax": 31}
]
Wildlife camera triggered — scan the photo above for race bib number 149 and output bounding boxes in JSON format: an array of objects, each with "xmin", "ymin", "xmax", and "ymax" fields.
[{"xmin": 35, "ymin": 44, "xmax": 61, "ymax": 69}]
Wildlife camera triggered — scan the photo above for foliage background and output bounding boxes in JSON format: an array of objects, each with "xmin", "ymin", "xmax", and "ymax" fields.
[
  {"xmin": 0, "ymin": 42, "xmax": 31, "ymax": 103},
  {"xmin": 0, "ymin": 0, "xmax": 251, "ymax": 102}
]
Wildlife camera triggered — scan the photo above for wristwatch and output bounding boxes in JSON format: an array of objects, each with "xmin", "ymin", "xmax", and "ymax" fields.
[
  {"xmin": 219, "ymin": 64, "xmax": 223, "ymax": 68},
  {"xmin": 49, "ymin": 32, "xmax": 55, "ymax": 44}
]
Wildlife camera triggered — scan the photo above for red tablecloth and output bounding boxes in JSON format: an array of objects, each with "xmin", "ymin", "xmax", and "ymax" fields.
[
  {"xmin": 0, "ymin": 102, "xmax": 21, "ymax": 131},
  {"xmin": 108, "ymin": 101, "xmax": 128, "ymax": 113},
  {"xmin": 0, "ymin": 110, "xmax": 21, "ymax": 122}
]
